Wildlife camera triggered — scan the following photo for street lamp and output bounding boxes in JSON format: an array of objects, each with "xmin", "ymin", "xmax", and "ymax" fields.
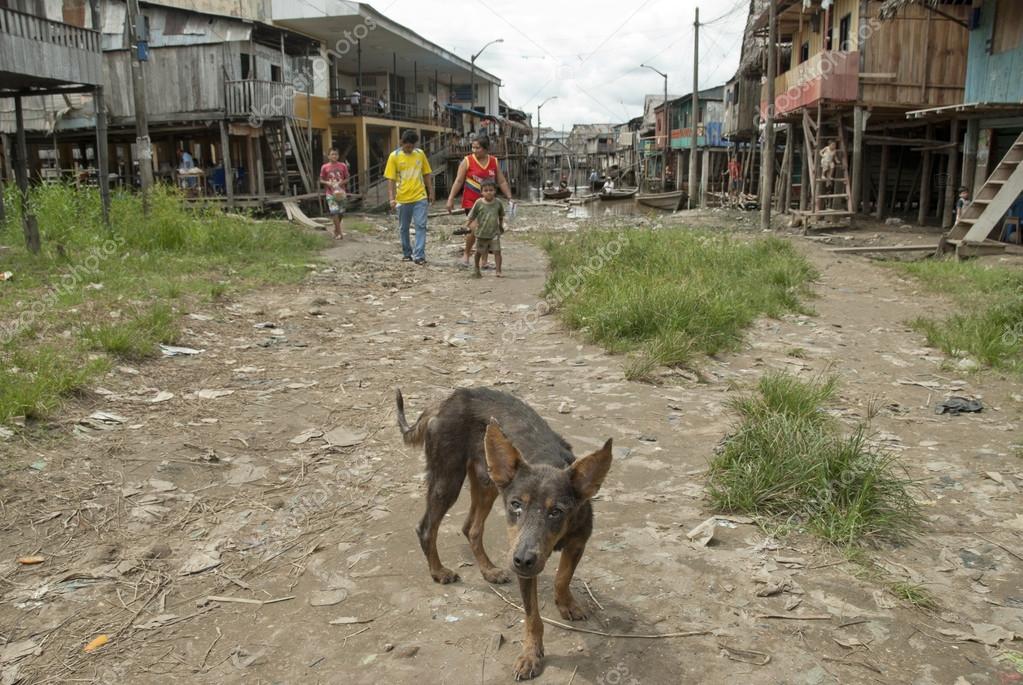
[
  {"xmin": 537, "ymin": 96, "xmax": 558, "ymax": 190},
  {"xmin": 640, "ymin": 63, "xmax": 669, "ymax": 190},
  {"xmin": 470, "ymin": 38, "xmax": 504, "ymax": 113}
]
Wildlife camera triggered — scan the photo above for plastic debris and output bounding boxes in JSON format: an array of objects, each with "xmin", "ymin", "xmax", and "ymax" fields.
[{"xmin": 935, "ymin": 397, "xmax": 983, "ymax": 415}]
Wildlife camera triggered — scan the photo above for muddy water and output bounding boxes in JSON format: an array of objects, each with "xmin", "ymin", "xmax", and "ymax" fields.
[{"xmin": 566, "ymin": 197, "xmax": 668, "ymax": 219}]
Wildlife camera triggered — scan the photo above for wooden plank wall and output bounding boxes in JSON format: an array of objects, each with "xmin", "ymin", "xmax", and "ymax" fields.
[
  {"xmin": 788, "ymin": 0, "xmax": 861, "ymax": 62},
  {"xmin": 861, "ymin": 1, "xmax": 968, "ymax": 108},
  {"xmin": 965, "ymin": 0, "xmax": 1023, "ymax": 103}
]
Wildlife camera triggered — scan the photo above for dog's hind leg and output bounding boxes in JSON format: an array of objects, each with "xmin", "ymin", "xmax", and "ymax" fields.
[
  {"xmin": 416, "ymin": 467, "xmax": 465, "ymax": 585},
  {"xmin": 464, "ymin": 466, "xmax": 510, "ymax": 584},
  {"xmin": 553, "ymin": 537, "xmax": 589, "ymax": 620}
]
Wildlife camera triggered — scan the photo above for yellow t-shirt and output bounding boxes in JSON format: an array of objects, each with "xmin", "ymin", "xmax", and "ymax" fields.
[{"xmin": 384, "ymin": 148, "xmax": 432, "ymax": 204}]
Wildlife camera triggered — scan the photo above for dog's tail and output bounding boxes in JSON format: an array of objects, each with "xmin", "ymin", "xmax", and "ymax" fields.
[{"xmin": 395, "ymin": 388, "xmax": 433, "ymax": 447}]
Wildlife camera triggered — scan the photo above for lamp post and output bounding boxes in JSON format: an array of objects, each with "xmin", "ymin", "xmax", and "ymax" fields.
[
  {"xmin": 641, "ymin": 63, "xmax": 669, "ymax": 190},
  {"xmin": 470, "ymin": 38, "xmax": 504, "ymax": 113},
  {"xmin": 537, "ymin": 96, "xmax": 558, "ymax": 191}
]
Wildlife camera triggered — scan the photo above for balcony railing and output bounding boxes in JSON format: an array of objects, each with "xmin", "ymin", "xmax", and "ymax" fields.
[
  {"xmin": 225, "ymin": 80, "xmax": 294, "ymax": 119},
  {"xmin": 762, "ymin": 50, "xmax": 859, "ymax": 117},
  {"xmin": 0, "ymin": 8, "xmax": 100, "ymax": 52},
  {"xmin": 329, "ymin": 96, "xmax": 439, "ymax": 126}
]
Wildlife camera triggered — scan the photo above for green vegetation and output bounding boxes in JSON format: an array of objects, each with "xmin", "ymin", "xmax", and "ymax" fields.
[
  {"xmin": 708, "ymin": 372, "xmax": 921, "ymax": 547},
  {"xmin": 894, "ymin": 260, "xmax": 1023, "ymax": 372},
  {"xmin": 540, "ymin": 229, "xmax": 817, "ymax": 380},
  {"xmin": 0, "ymin": 183, "xmax": 326, "ymax": 425}
]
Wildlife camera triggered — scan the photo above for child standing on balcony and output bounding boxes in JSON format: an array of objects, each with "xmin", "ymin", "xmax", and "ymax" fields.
[{"xmin": 319, "ymin": 148, "xmax": 350, "ymax": 240}]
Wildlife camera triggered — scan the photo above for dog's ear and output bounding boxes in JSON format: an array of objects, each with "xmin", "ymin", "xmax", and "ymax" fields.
[
  {"xmin": 484, "ymin": 419, "xmax": 522, "ymax": 488},
  {"xmin": 569, "ymin": 438, "xmax": 613, "ymax": 501}
]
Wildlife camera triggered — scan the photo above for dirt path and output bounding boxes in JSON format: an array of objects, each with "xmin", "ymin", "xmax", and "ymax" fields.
[{"xmin": 1, "ymin": 209, "xmax": 1021, "ymax": 685}]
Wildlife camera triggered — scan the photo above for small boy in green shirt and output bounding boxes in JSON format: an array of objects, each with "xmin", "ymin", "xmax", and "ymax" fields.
[{"xmin": 466, "ymin": 178, "xmax": 505, "ymax": 278}]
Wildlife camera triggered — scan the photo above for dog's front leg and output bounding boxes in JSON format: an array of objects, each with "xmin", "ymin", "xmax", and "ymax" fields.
[{"xmin": 513, "ymin": 575, "xmax": 544, "ymax": 681}]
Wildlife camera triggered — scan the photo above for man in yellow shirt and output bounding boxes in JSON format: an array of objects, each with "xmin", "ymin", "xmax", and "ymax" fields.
[{"xmin": 385, "ymin": 130, "xmax": 434, "ymax": 264}]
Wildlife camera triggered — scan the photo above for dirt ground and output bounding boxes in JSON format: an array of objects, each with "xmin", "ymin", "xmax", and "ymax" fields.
[{"xmin": 1, "ymin": 206, "xmax": 1021, "ymax": 685}]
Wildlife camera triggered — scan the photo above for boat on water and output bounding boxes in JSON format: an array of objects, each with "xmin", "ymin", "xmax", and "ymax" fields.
[
  {"xmin": 542, "ymin": 188, "xmax": 572, "ymax": 200},
  {"xmin": 636, "ymin": 189, "xmax": 686, "ymax": 211},
  {"xmin": 598, "ymin": 188, "xmax": 638, "ymax": 200}
]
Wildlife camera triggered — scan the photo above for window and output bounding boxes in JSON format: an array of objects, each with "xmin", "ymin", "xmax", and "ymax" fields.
[
  {"xmin": 839, "ymin": 14, "xmax": 852, "ymax": 52},
  {"xmin": 240, "ymin": 53, "xmax": 252, "ymax": 80},
  {"xmin": 800, "ymin": 41, "xmax": 810, "ymax": 63},
  {"xmin": 271, "ymin": 65, "xmax": 282, "ymax": 82},
  {"xmin": 993, "ymin": 0, "xmax": 1023, "ymax": 54}
]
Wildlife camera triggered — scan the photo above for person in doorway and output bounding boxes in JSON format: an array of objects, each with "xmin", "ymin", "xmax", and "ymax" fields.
[
  {"xmin": 385, "ymin": 129, "xmax": 434, "ymax": 265},
  {"xmin": 177, "ymin": 147, "xmax": 198, "ymax": 193},
  {"xmin": 955, "ymin": 186, "xmax": 970, "ymax": 223},
  {"xmin": 319, "ymin": 148, "xmax": 350, "ymax": 240},
  {"xmin": 820, "ymin": 141, "xmax": 837, "ymax": 183},
  {"xmin": 350, "ymin": 90, "xmax": 361, "ymax": 116},
  {"xmin": 445, "ymin": 132, "xmax": 513, "ymax": 268},
  {"xmin": 432, "ymin": 99, "xmax": 441, "ymax": 124},
  {"xmin": 466, "ymin": 178, "xmax": 505, "ymax": 278}
]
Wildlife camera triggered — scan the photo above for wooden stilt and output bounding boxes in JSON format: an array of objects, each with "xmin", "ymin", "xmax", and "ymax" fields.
[
  {"xmin": 781, "ymin": 125, "xmax": 793, "ymax": 213},
  {"xmin": 889, "ymin": 145, "xmax": 905, "ymax": 214},
  {"xmin": 800, "ymin": 127, "xmax": 810, "ymax": 211},
  {"xmin": 254, "ymin": 136, "xmax": 265, "ymax": 201},
  {"xmin": 962, "ymin": 117, "xmax": 979, "ymax": 196},
  {"xmin": 246, "ymin": 136, "xmax": 256, "ymax": 195},
  {"xmin": 852, "ymin": 106, "xmax": 864, "ymax": 214},
  {"xmin": 942, "ymin": 118, "xmax": 960, "ymax": 229},
  {"xmin": 219, "ymin": 121, "xmax": 234, "ymax": 205},
  {"xmin": 875, "ymin": 143, "xmax": 889, "ymax": 219},
  {"xmin": 700, "ymin": 149, "xmax": 709, "ymax": 208},
  {"xmin": 14, "ymin": 97, "xmax": 40, "ymax": 253},
  {"xmin": 918, "ymin": 123, "xmax": 933, "ymax": 225}
]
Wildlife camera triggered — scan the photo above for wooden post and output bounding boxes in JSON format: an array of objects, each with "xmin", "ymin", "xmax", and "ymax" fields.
[
  {"xmin": 14, "ymin": 97, "xmax": 40, "ymax": 254},
  {"xmin": 760, "ymin": 0, "xmax": 776, "ymax": 230},
  {"xmin": 875, "ymin": 143, "xmax": 889, "ymax": 219},
  {"xmin": 126, "ymin": 0, "xmax": 154, "ymax": 212},
  {"xmin": 356, "ymin": 120, "xmax": 369, "ymax": 199},
  {"xmin": 942, "ymin": 118, "xmax": 960, "ymax": 229},
  {"xmin": 889, "ymin": 145, "xmax": 905, "ymax": 214},
  {"xmin": 89, "ymin": 0, "xmax": 110, "ymax": 227},
  {"xmin": 700, "ymin": 148, "xmax": 709, "ymax": 207},
  {"xmin": 689, "ymin": 7, "xmax": 700, "ymax": 206},
  {"xmin": 781, "ymin": 124, "xmax": 793, "ymax": 212},
  {"xmin": 255, "ymin": 135, "xmax": 265, "ymax": 201},
  {"xmin": 219, "ymin": 121, "xmax": 234, "ymax": 205},
  {"xmin": 851, "ymin": 106, "xmax": 864, "ymax": 214},
  {"xmin": 918, "ymin": 123, "xmax": 933, "ymax": 225},
  {"xmin": 800, "ymin": 127, "xmax": 810, "ymax": 211},
  {"xmin": 246, "ymin": 136, "xmax": 256, "ymax": 195},
  {"xmin": 962, "ymin": 117, "xmax": 980, "ymax": 196}
]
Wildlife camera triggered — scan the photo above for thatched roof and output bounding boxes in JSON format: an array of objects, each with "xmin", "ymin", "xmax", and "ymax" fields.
[{"xmin": 737, "ymin": 0, "xmax": 771, "ymax": 78}]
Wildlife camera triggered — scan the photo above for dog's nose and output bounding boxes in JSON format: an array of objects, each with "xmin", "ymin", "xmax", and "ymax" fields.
[{"xmin": 513, "ymin": 551, "xmax": 538, "ymax": 571}]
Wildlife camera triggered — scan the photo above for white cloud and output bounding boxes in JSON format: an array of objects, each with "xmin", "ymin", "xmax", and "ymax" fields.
[{"xmin": 374, "ymin": 0, "xmax": 748, "ymax": 129}]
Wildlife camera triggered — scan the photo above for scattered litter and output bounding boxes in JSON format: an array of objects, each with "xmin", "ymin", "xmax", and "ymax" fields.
[
  {"xmin": 638, "ymin": 434, "xmax": 657, "ymax": 443},
  {"xmin": 188, "ymin": 313, "xmax": 213, "ymax": 321},
  {"xmin": 756, "ymin": 580, "xmax": 791, "ymax": 597},
  {"xmin": 784, "ymin": 596, "xmax": 803, "ymax": 611},
  {"xmin": 179, "ymin": 549, "xmax": 222, "ymax": 575},
  {"xmin": 160, "ymin": 344, "xmax": 204, "ymax": 357},
  {"xmin": 29, "ymin": 461, "xmax": 46, "ymax": 471},
  {"xmin": 718, "ymin": 643, "xmax": 771, "ymax": 666},
  {"xmin": 323, "ymin": 425, "xmax": 367, "ymax": 448},
  {"xmin": 393, "ymin": 645, "xmax": 419, "ymax": 658},
  {"xmin": 193, "ymin": 389, "xmax": 235, "ymax": 400},
  {"xmin": 149, "ymin": 391, "xmax": 174, "ymax": 403},
  {"xmin": 557, "ymin": 402, "xmax": 573, "ymax": 414},
  {"xmin": 83, "ymin": 635, "xmax": 109, "ymax": 653},
  {"xmin": 253, "ymin": 322, "xmax": 278, "ymax": 329},
  {"xmin": 1, "ymin": 638, "xmax": 40, "ymax": 664},
  {"xmin": 290, "ymin": 428, "xmax": 324, "ymax": 445},
  {"xmin": 134, "ymin": 614, "xmax": 178, "ymax": 630},
  {"xmin": 686, "ymin": 518, "xmax": 717, "ymax": 547},
  {"xmin": 329, "ymin": 616, "xmax": 375, "ymax": 625},
  {"xmin": 938, "ymin": 623, "xmax": 1016, "ymax": 647},
  {"xmin": 230, "ymin": 647, "xmax": 265, "ymax": 669},
  {"xmin": 78, "ymin": 412, "xmax": 128, "ymax": 431},
  {"xmin": 0, "ymin": 427, "xmax": 13, "ymax": 441},
  {"xmin": 756, "ymin": 613, "xmax": 832, "ymax": 621},
  {"xmin": 935, "ymin": 397, "xmax": 983, "ymax": 415},
  {"xmin": 285, "ymin": 381, "xmax": 318, "ymax": 390},
  {"xmin": 0, "ymin": 271, "xmax": 13, "ymax": 281},
  {"xmin": 16, "ymin": 555, "xmax": 45, "ymax": 565},
  {"xmin": 310, "ymin": 589, "xmax": 349, "ymax": 607}
]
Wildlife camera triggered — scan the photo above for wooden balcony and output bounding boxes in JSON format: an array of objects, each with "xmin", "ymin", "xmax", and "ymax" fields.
[
  {"xmin": 225, "ymin": 80, "xmax": 294, "ymax": 120},
  {"xmin": 762, "ymin": 51, "xmax": 859, "ymax": 118},
  {"xmin": 0, "ymin": 7, "xmax": 102, "ymax": 92}
]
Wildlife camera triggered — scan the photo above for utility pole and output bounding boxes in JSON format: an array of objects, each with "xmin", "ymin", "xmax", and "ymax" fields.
[
  {"xmin": 90, "ymin": 0, "xmax": 110, "ymax": 227},
  {"xmin": 537, "ymin": 96, "xmax": 557, "ymax": 192},
  {"xmin": 689, "ymin": 6, "xmax": 699, "ymax": 207},
  {"xmin": 470, "ymin": 38, "xmax": 503, "ymax": 113},
  {"xmin": 760, "ymin": 0, "xmax": 777, "ymax": 230},
  {"xmin": 125, "ymin": 0, "xmax": 153, "ymax": 213},
  {"xmin": 640, "ymin": 64, "xmax": 668, "ymax": 191}
]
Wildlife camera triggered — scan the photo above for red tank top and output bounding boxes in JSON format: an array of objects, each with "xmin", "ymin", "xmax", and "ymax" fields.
[{"xmin": 461, "ymin": 153, "xmax": 498, "ymax": 209}]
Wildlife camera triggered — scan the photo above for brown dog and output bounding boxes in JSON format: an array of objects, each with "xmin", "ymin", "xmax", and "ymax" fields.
[{"xmin": 396, "ymin": 387, "xmax": 612, "ymax": 680}]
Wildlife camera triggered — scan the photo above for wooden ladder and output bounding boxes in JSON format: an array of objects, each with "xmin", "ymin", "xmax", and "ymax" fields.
[
  {"xmin": 941, "ymin": 130, "xmax": 1023, "ymax": 257},
  {"xmin": 798, "ymin": 109, "xmax": 853, "ymax": 230}
]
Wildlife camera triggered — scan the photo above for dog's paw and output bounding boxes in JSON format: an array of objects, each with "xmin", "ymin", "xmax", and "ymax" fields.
[
  {"xmin": 431, "ymin": 567, "xmax": 460, "ymax": 584},
  {"xmin": 481, "ymin": 567, "xmax": 512, "ymax": 584},
  {"xmin": 556, "ymin": 598, "xmax": 588, "ymax": 621},
  {"xmin": 512, "ymin": 650, "xmax": 544, "ymax": 681}
]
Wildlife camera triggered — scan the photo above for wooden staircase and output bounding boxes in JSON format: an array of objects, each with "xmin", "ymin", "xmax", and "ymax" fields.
[
  {"xmin": 939, "ymin": 131, "xmax": 1023, "ymax": 258},
  {"xmin": 795, "ymin": 108, "xmax": 854, "ymax": 231},
  {"xmin": 265, "ymin": 117, "xmax": 314, "ymax": 195}
]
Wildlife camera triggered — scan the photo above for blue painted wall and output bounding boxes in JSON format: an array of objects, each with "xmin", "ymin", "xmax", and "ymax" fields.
[{"xmin": 965, "ymin": 0, "xmax": 1023, "ymax": 103}]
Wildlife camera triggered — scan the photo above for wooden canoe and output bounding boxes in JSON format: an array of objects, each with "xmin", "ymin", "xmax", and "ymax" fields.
[
  {"xmin": 636, "ymin": 190, "xmax": 685, "ymax": 211},
  {"xmin": 542, "ymin": 188, "xmax": 572, "ymax": 200},
  {"xmin": 598, "ymin": 188, "xmax": 638, "ymax": 200}
]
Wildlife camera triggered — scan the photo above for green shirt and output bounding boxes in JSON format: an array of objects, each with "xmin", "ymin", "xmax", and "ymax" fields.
[{"xmin": 467, "ymin": 198, "xmax": 504, "ymax": 240}]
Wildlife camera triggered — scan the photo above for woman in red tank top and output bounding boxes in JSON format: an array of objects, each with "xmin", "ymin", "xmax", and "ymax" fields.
[{"xmin": 446, "ymin": 133, "xmax": 514, "ymax": 266}]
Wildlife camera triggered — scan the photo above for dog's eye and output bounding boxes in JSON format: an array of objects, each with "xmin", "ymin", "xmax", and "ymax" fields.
[
  {"xmin": 509, "ymin": 501, "xmax": 523, "ymax": 513},
  {"xmin": 547, "ymin": 508, "xmax": 563, "ymax": 520}
]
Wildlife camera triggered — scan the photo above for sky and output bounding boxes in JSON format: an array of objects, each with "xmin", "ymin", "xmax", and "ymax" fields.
[{"xmin": 377, "ymin": 0, "xmax": 751, "ymax": 131}]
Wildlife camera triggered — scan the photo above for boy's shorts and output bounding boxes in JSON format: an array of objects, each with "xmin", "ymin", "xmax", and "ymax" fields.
[
  {"xmin": 326, "ymin": 194, "xmax": 346, "ymax": 215},
  {"xmin": 475, "ymin": 236, "xmax": 501, "ymax": 254}
]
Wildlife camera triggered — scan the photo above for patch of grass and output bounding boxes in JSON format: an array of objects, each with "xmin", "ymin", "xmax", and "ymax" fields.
[
  {"xmin": 894, "ymin": 260, "xmax": 1023, "ymax": 372},
  {"xmin": 0, "ymin": 183, "xmax": 326, "ymax": 427},
  {"xmin": 888, "ymin": 581, "xmax": 938, "ymax": 610},
  {"xmin": 540, "ymin": 229, "xmax": 816, "ymax": 375},
  {"xmin": 786, "ymin": 347, "xmax": 807, "ymax": 358},
  {"xmin": 82, "ymin": 304, "xmax": 180, "ymax": 361},
  {"xmin": 0, "ymin": 347, "xmax": 109, "ymax": 423},
  {"xmin": 708, "ymin": 371, "xmax": 921, "ymax": 547}
]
